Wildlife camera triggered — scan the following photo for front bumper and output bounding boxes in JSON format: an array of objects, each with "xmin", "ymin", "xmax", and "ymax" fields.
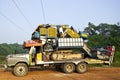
[
  {"xmin": 3, "ymin": 64, "xmax": 8, "ymax": 71},
  {"xmin": 3, "ymin": 64, "xmax": 12, "ymax": 71},
  {"xmin": 4, "ymin": 64, "xmax": 7, "ymax": 69}
]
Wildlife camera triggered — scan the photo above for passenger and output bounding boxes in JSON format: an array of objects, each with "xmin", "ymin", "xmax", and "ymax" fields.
[
  {"xmin": 59, "ymin": 26, "xmax": 64, "ymax": 34},
  {"xmin": 59, "ymin": 26, "xmax": 64, "ymax": 37},
  {"xmin": 70, "ymin": 26, "xmax": 74, "ymax": 31},
  {"xmin": 106, "ymin": 45, "xmax": 112, "ymax": 56}
]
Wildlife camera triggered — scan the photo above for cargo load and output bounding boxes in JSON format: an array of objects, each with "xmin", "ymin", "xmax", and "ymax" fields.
[{"xmin": 51, "ymin": 53, "xmax": 83, "ymax": 60}]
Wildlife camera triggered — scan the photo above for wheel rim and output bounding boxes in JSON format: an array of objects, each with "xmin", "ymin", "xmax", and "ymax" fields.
[
  {"xmin": 16, "ymin": 66, "xmax": 26, "ymax": 75},
  {"xmin": 79, "ymin": 64, "xmax": 86, "ymax": 71},
  {"xmin": 66, "ymin": 64, "xmax": 73, "ymax": 72}
]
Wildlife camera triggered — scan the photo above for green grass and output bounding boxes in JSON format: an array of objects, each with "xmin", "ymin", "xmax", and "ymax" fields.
[
  {"xmin": 0, "ymin": 56, "xmax": 5, "ymax": 67},
  {"xmin": 111, "ymin": 51, "xmax": 120, "ymax": 67}
]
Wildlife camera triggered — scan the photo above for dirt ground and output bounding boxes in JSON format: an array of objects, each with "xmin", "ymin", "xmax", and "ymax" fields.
[{"xmin": 0, "ymin": 67, "xmax": 120, "ymax": 80}]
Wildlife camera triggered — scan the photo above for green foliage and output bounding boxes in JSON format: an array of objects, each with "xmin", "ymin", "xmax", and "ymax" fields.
[
  {"xmin": 0, "ymin": 56, "xmax": 5, "ymax": 64},
  {"xmin": 0, "ymin": 43, "xmax": 12, "ymax": 56},
  {"xmin": 87, "ymin": 35, "xmax": 110, "ymax": 47},
  {"xmin": 85, "ymin": 23, "xmax": 120, "ymax": 51},
  {"xmin": 0, "ymin": 43, "xmax": 26, "ymax": 66},
  {"xmin": 0, "ymin": 56, "xmax": 6, "ymax": 67},
  {"xmin": 112, "ymin": 51, "xmax": 120, "ymax": 67},
  {"xmin": 85, "ymin": 22, "xmax": 120, "ymax": 66},
  {"xmin": 0, "ymin": 43, "xmax": 26, "ymax": 56}
]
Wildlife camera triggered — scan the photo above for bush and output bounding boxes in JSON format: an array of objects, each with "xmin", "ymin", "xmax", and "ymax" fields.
[
  {"xmin": 0, "ymin": 56, "xmax": 5, "ymax": 67},
  {"xmin": 112, "ymin": 51, "xmax": 120, "ymax": 67}
]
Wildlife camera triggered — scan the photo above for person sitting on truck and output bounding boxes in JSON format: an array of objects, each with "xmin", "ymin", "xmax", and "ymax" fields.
[
  {"xmin": 106, "ymin": 45, "xmax": 112, "ymax": 56},
  {"xmin": 70, "ymin": 26, "xmax": 74, "ymax": 31},
  {"xmin": 59, "ymin": 26, "xmax": 65, "ymax": 37}
]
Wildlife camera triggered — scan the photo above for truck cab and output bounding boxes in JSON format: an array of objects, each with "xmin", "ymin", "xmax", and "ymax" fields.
[{"xmin": 4, "ymin": 44, "xmax": 87, "ymax": 77}]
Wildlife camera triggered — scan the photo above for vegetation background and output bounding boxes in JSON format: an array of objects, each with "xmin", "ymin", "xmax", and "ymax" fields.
[
  {"xmin": 0, "ymin": 23, "xmax": 120, "ymax": 67},
  {"xmin": 84, "ymin": 22, "xmax": 120, "ymax": 66}
]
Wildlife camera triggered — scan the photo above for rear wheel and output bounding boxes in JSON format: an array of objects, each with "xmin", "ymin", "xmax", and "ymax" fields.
[
  {"xmin": 62, "ymin": 63, "xmax": 75, "ymax": 73},
  {"xmin": 76, "ymin": 62, "xmax": 87, "ymax": 73},
  {"xmin": 13, "ymin": 63, "xmax": 28, "ymax": 77}
]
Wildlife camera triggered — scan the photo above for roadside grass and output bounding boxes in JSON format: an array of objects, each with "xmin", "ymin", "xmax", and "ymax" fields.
[
  {"xmin": 111, "ymin": 51, "xmax": 120, "ymax": 67},
  {"xmin": 0, "ymin": 56, "xmax": 5, "ymax": 68}
]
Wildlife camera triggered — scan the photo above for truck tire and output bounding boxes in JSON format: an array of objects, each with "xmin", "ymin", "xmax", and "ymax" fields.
[
  {"xmin": 13, "ymin": 63, "xmax": 28, "ymax": 77},
  {"xmin": 76, "ymin": 62, "xmax": 87, "ymax": 73},
  {"xmin": 62, "ymin": 63, "xmax": 75, "ymax": 73}
]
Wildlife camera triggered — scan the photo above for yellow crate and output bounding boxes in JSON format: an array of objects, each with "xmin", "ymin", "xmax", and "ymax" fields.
[
  {"xmin": 48, "ymin": 28, "xmax": 57, "ymax": 37},
  {"xmin": 40, "ymin": 28, "xmax": 47, "ymax": 35},
  {"xmin": 81, "ymin": 33, "xmax": 88, "ymax": 38},
  {"xmin": 36, "ymin": 53, "xmax": 42, "ymax": 61},
  {"xmin": 66, "ymin": 28, "xmax": 80, "ymax": 38}
]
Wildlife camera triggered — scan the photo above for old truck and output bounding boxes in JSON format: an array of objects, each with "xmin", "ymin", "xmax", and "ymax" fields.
[{"xmin": 4, "ymin": 24, "xmax": 115, "ymax": 76}]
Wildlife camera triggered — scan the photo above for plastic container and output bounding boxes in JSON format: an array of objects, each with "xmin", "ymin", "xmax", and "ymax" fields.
[
  {"xmin": 36, "ymin": 53, "xmax": 42, "ymax": 61},
  {"xmin": 40, "ymin": 28, "xmax": 47, "ymax": 35},
  {"xmin": 48, "ymin": 27, "xmax": 57, "ymax": 38}
]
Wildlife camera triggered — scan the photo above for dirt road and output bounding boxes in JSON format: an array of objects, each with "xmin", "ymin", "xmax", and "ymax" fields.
[{"xmin": 0, "ymin": 67, "xmax": 120, "ymax": 80}]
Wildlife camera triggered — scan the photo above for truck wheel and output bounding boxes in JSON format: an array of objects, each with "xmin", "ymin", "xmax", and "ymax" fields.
[
  {"xmin": 76, "ymin": 62, "xmax": 87, "ymax": 73},
  {"xmin": 13, "ymin": 63, "xmax": 28, "ymax": 77},
  {"xmin": 62, "ymin": 63, "xmax": 75, "ymax": 73}
]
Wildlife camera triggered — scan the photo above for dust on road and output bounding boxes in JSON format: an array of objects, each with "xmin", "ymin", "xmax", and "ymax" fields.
[{"xmin": 0, "ymin": 67, "xmax": 120, "ymax": 80}]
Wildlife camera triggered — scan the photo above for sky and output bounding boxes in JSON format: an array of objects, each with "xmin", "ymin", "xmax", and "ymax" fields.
[{"xmin": 0, "ymin": 0, "xmax": 120, "ymax": 44}]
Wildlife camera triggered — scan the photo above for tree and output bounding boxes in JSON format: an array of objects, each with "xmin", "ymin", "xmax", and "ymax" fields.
[
  {"xmin": 84, "ymin": 22, "xmax": 96, "ymax": 35},
  {"xmin": 0, "ymin": 43, "xmax": 26, "ymax": 56},
  {"xmin": 84, "ymin": 22, "xmax": 120, "ymax": 51}
]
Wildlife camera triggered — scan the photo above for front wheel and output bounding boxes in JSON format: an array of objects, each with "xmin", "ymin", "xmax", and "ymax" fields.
[
  {"xmin": 13, "ymin": 63, "xmax": 28, "ymax": 77},
  {"xmin": 76, "ymin": 62, "xmax": 87, "ymax": 73}
]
